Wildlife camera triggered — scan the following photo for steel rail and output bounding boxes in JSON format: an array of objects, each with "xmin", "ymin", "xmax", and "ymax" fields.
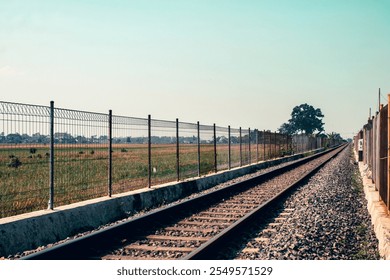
[
  {"xmin": 184, "ymin": 144, "xmax": 347, "ymax": 259},
  {"xmin": 21, "ymin": 144, "xmax": 346, "ymax": 260}
]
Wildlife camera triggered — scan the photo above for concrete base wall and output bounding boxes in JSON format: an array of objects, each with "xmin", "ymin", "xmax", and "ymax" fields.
[
  {"xmin": 0, "ymin": 151, "xmax": 321, "ymax": 257},
  {"xmin": 358, "ymin": 160, "xmax": 390, "ymax": 259}
]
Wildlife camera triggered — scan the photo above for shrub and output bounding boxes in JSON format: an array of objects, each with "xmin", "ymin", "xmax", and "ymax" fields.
[
  {"xmin": 30, "ymin": 148, "xmax": 37, "ymax": 154},
  {"xmin": 8, "ymin": 157, "xmax": 22, "ymax": 168}
]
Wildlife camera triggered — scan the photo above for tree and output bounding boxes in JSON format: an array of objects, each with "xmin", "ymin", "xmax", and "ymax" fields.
[
  {"xmin": 327, "ymin": 132, "xmax": 343, "ymax": 143},
  {"xmin": 278, "ymin": 122, "xmax": 295, "ymax": 135},
  {"xmin": 278, "ymin": 103, "xmax": 324, "ymax": 135}
]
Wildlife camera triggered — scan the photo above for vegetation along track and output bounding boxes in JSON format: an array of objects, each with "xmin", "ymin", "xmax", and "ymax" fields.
[{"xmin": 22, "ymin": 144, "xmax": 346, "ymax": 260}]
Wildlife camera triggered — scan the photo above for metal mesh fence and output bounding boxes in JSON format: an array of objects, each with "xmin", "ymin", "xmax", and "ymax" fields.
[
  {"xmin": 111, "ymin": 115, "xmax": 149, "ymax": 194},
  {"xmin": 262, "ymin": 130, "xmax": 271, "ymax": 160},
  {"xmin": 251, "ymin": 129, "xmax": 259, "ymax": 163},
  {"xmin": 230, "ymin": 128, "xmax": 241, "ymax": 168},
  {"xmin": 199, "ymin": 124, "xmax": 215, "ymax": 175},
  {"xmin": 53, "ymin": 108, "xmax": 109, "ymax": 207},
  {"xmin": 241, "ymin": 128, "xmax": 250, "ymax": 166},
  {"xmin": 150, "ymin": 119, "xmax": 177, "ymax": 186},
  {"xmin": 258, "ymin": 130, "xmax": 266, "ymax": 161},
  {"xmin": 215, "ymin": 126, "xmax": 229, "ymax": 171},
  {"xmin": 0, "ymin": 102, "xmax": 51, "ymax": 217},
  {"xmin": 0, "ymin": 100, "xmax": 326, "ymax": 218},
  {"xmin": 275, "ymin": 133, "xmax": 284, "ymax": 157},
  {"xmin": 178, "ymin": 122, "xmax": 199, "ymax": 180}
]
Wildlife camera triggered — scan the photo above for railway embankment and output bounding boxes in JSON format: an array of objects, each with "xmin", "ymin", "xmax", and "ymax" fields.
[
  {"xmin": 0, "ymin": 151, "xmax": 313, "ymax": 258},
  {"xmin": 18, "ymin": 145, "xmax": 345, "ymax": 259}
]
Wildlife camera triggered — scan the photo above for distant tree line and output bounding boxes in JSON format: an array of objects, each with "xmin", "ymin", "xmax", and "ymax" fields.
[
  {"xmin": 0, "ymin": 131, "xmax": 289, "ymax": 145},
  {"xmin": 0, "ymin": 132, "xmax": 248, "ymax": 145}
]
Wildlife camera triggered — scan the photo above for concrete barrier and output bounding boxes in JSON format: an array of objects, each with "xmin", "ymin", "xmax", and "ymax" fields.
[{"xmin": 358, "ymin": 161, "xmax": 390, "ymax": 260}]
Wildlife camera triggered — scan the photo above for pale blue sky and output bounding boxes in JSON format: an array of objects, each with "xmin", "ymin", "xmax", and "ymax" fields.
[{"xmin": 1, "ymin": 0, "xmax": 389, "ymax": 138}]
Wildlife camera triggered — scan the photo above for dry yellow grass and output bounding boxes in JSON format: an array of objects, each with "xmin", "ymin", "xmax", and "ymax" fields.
[{"xmin": 0, "ymin": 143, "xmax": 285, "ymax": 218}]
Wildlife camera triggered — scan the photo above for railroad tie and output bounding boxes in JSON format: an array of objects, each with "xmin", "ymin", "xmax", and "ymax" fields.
[
  {"xmin": 124, "ymin": 244, "xmax": 194, "ymax": 253},
  {"xmin": 146, "ymin": 235, "xmax": 209, "ymax": 242}
]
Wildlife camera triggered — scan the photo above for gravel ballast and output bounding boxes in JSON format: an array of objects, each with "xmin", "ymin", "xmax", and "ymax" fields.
[{"xmin": 237, "ymin": 145, "xmax": 380, "ymax": 260}]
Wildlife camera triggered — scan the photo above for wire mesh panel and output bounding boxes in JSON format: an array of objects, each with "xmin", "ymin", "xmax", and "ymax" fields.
[
  {"xmin": 216, "ymin": 126, "xmax": 229, "ymax": 171},
  {"xmin": 150, "ymin": 119, "xmax": 177, "ymax": 186},
  {"xmin": 292, "ymin": 134, "xmax": 311, "ymax": 154},
  {"xmin": 251, "ymin": 129, "xmax": 258, "ymax": 163},
  {"xmin": 257, "ymin": 130, "xmax": 265, "ymax": 161},
  {"xmin": 310, "ymin": 135, "xmax": 318, "ymax": 150},
  {"xmin": 112, "ymin": 115, "xmax": 149, "ymax": 194},
  {"xmin": 304, "ymin": 135, "xmax": 310, "ymax": 152},
  {"xmin": 317, "ymin": 137, "xmax": 323, "ymax": 150},
  {"xmin": 263, "ymin": 131, "xmax": 272, "ymax": 160},
  {"xmin": 53, "ymin": 108, "xmax": 109, "ymax": 207},
  {"xmin": 271, "ymin": 131, "xmax": 277, "ymax": 158},
  {"xmin": 275, "ymin": 133, "xmax": 286, "ymax": 157},
  {"xmin": 241, "ymin": 128, "xmax": 251, "ymax": 165},
  {"xmin": 230, "ymin": 128, "xmax": 241, "ymax": 168},
  {"xmin": 179, "ymin": 122, "xmax": 199, "ymax": 180},
  {"xmin": 307, "ymin": 135, "xmax": 313, "ymax": 151},
  {"xmin": 199, "ymin": 124, "xmax": 215, "ymax": 175},
  {"xmin": 271, "ymin": 132, "xmax": 278, "ymax": 159},
  {"xmin": 286, "ymin": 134, "xmax": 293, "ymax": 155},
  {"xmin": 0, "ymin": 101, "xmax": 51, "ymax": 218},
  {"xmin": 292, "ymin": 134, "xmax": 299, "ymax": 153}
]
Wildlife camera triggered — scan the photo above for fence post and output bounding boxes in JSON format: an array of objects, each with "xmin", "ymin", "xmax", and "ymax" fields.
[
  {"xmin": 214, "ymin": 123, "xmax": 217, "ymax": 173},
  {"xmin": 176, "ymin": 118, "xmax": 180, "ymax": 181},
  {"xmin": 148, "ymin": 114, "xmax": 151, "ymax": 188},
  {"xmin": 197, "ymin": 121, "xmax": 200, "ymax": 177},
  {"xmin": 49, "ymin": 101, "xmax": 54, "ymax": 210},
  {"xmin": 228, "ymin": 125, "xmax": 231, "ymax": 170},
  {"xmin": 263, "ymin": 130, "xmax": 266, "ymax": 161},
  {"xmin": 108, "ymin": 110, "xmax": 113, "ymax": 197},
  {"xmin": 248, "ymin": 128, "xmax": 251, "ymax": 164},
  {"xmin": 255, "ymin": 129, "xmax": 259, "ymax": 162},
  {"xmin": 239, "ymin": 127, "xmax": 242, "ymax": 166}
]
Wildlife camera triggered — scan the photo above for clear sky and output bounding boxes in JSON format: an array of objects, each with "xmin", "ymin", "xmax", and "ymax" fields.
[{"xmin": 1, "ymin": 0, "xmax": 389, "ymax": 139}]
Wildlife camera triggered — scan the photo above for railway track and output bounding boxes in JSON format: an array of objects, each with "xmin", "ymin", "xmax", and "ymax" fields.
[{"xmin": 22, "ymin": 144, "xmax": 347, "ymax": 260}]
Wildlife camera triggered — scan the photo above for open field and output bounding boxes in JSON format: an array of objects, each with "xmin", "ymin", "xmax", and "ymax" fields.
[{"xmin": 0, "ymin": 143, "xmax": 287, "ymax": 218}]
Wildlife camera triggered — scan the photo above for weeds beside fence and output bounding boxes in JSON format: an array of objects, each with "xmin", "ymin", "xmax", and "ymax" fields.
[{"xmin": 1, "ymin": 100, "xmax": 327, "ymax": 218}]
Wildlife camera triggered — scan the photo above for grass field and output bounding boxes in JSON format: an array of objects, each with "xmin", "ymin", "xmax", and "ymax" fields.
[{"xmin": 0, "ymin": 143, "xmax": 286, "ymax": 218}]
